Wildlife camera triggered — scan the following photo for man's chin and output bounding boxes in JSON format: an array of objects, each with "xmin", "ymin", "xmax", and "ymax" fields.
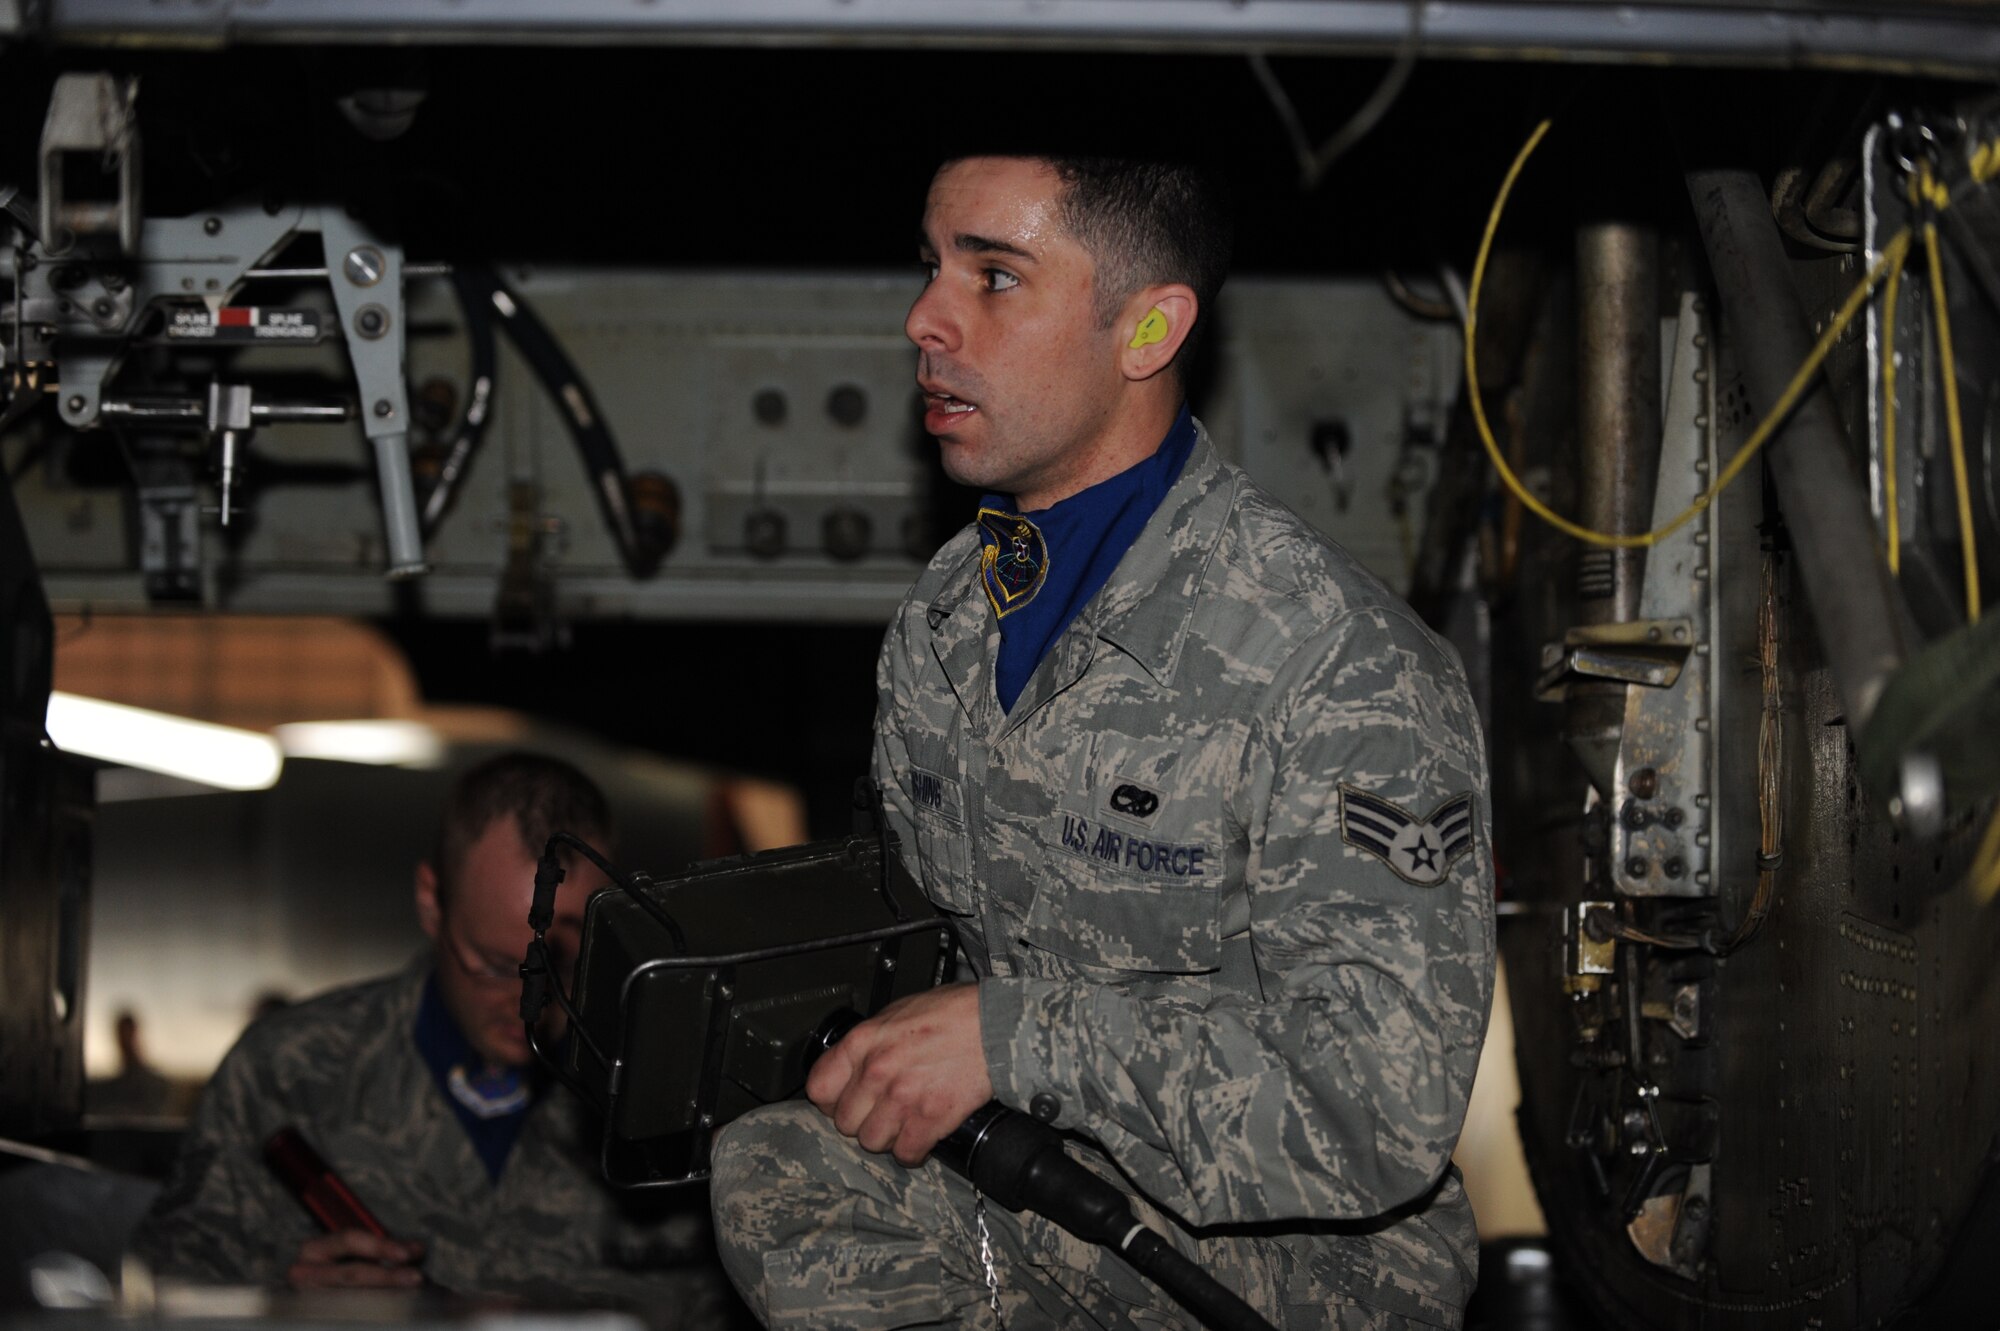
[
  {"xmin": 936, "ymin": 436, "xmax": 992, "ymax": 490},
  {"xmin": 481, "ymin": 1035, "xmax": 534, "ymax": 1069}
]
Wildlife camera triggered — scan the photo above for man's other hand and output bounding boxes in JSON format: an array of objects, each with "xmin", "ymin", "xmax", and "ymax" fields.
[
  {"xmin": 806, "ymin": 982, "xmax": 993, "ymax": 1166},
  {"xmin": 286, "ymin": 1230, "xmax": 425, "ymax": 1289}
]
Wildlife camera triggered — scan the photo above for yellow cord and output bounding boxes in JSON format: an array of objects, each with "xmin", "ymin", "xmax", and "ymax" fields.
[
  {"xmin": 1466, "ymin": 119, "xmax": 1914, "ymax": 550},
  {"xmin": 1880, "ymin": 255, "xmax": 1902, "ymax": 576},
  {"xmin": 1974, "ymin": 138, "xmax": 2000, "ymax": 184},
  {"xmin": 1973, "ymin": 804, "xmax": 2000, "ymax": 906},
  {"xmin": 1922, "ymin": 218, "xmax": 1983, "ymax": 624}
]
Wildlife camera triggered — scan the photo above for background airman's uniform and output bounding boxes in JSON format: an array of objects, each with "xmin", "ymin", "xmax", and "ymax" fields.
[{"xmin": 133, "ymin": 962, "xmax": 732, "ymax": 1320}]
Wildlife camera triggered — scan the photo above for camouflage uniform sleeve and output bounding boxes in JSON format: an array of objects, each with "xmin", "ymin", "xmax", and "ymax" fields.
[
  {"xmin": 128, "ymin": 1031, "xmax": 315, "ymax": 1283},
  {"xmin": 979, "ymin": 607, "xmax": 1496, "ymax": 1227}
]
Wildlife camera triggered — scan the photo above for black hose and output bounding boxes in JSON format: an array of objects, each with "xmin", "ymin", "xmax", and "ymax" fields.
[
  {"xmin": 808, "ymin": 1012, "xmax": 1279, "ymax": 1331},
  {"xmin": 1685, "ymin": 167, "xmax": 1911, "ymax": 734},
  {"xmin": 451, "ymin": 264, "xmax": 673, "ymax": 576},
  {"xmin": 520, "ymin": 832, "xmax": 675, "ymax": 1090},
  {"xmin": 535, "ymin": 830, "xmax": 687, "ymax": 953},
  {"xmin": 1122, "ymin": 1229, "xmax": 1275, "ymax": 1331}
]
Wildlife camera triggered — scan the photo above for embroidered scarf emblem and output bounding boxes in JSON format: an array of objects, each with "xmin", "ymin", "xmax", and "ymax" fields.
[{"xmin": 976, "ymin": 507, "xmax": 1049, "ymax": 619}]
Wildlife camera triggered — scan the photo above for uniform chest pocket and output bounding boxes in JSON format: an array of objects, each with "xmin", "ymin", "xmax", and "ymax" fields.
[
  {"xmin": 1027, "ymin": 806, "xmax": 1222, "ymax": 974},
  {"xmin": 904, "ymin": 764, "xmax": 975, "ymax": 916}
]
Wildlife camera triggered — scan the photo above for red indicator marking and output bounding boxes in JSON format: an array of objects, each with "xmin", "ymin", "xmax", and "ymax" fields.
[{"xmin": 216, "ymin": 307, "xmax": 255, "ymax": 327}]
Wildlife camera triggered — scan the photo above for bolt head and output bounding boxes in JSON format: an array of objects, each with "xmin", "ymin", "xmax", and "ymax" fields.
[
  {"xmin": 372, "ymin": 399, "xmax": 394, "ymax": 418},
  {"xmin": 1625, "ymin": 857, "xmax": 1649, "ymax": 878},
  {"xmin": 203, "ymin": 216, "xmax": 222, "ymax": 235},
  {"xmin": 1628, "ymin": 767, "xmax": 1659, "ymax": 800},
  {"xmin": 343, "ymin": 246, "xmax": 387, "ymax": 287}
]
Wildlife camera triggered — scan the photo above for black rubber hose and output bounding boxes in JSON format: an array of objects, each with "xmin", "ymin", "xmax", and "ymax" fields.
[
  {"xmin": 1686, "ymin": 167, "xmax": 1911, "ymax": 734},
  {"xmin": 454, "ymin": 263, "xmax": 671, "ymax": 577},
  {"xmin": 535, "ymin": 830, "xmax": 687, "ymax": 953},
  {"xmin": 807, "ymin": 1012, "xmax": 1279, "ymax": 1331},
  {"xmin": 1122, "ymin": 1229, "xmax": 1275, "ymax": 1331}
]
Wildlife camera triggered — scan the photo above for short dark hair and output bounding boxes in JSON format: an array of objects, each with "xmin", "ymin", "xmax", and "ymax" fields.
[
  {"xmin": 432, "ymin": 751, "xmax": 610, "ymax": 907},
  {"xmin": 1042, "ymin": 156, "xmax": 1233, "ymax": 368}
]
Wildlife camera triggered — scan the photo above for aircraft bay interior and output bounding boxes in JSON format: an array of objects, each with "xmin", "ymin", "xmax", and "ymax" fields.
[{"xmin": 1, "ymin": 9, "xmax": 1997, "ymax": 1328}]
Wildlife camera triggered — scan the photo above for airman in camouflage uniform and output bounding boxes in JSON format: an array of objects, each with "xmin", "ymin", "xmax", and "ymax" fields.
[
  {"xmin": 132, "ymin": 962, "xmax": 729, "ymax": 1315},
  {"xmin": 710, "ymin": 155, "xmax": 1494, "ymax": 1330},
  {"xmin": 132, "ymin": 752, "xmax": 732, "ymax": 1322}
]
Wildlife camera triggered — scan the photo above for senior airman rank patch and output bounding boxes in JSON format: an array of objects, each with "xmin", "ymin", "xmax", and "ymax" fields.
[
  {"xmin": 1340, "ymin": 785, "xmax": 1475, "ymax": 886},
  {"xmin": 976, "ymin": 507, "xmax": 1048, "ymax": 619}
]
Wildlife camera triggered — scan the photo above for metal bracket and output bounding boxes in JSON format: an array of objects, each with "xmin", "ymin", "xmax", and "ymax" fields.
[
  {"xmin": 27, "ymin": 186, "xmax": 428, "ymax": 580},
  {"xmin": 38, "ymin": 73, "xmax": 141, "ymax": 256},
  {"xmin": 1611, "ymin": 292, "xmax": 1717, "ymax": 898},
  {"xmin": 318, "ymin": 208, "xmax": 425, "ymax": 578},
  {"xmin": 48, "ymin": 201, "xmax": 308, "ymax": 430},
  {"xmin": 1536, "ymin": 619, "xmax": 1694, "ymax": 700}
]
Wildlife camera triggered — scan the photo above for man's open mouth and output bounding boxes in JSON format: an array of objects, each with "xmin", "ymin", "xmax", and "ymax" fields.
[{"xmin": 927, "ymin": 391, "xmax": 978, "ymax": 416}]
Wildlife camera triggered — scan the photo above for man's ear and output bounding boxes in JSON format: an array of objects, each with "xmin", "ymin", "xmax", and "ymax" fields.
[
  {"xmin": 415, "ymin": 861, "xmax": 443, "ymax": 941},
  {"xmin": 1116, "ymin": 285, "xmax": 1198, "ymax": 383}
]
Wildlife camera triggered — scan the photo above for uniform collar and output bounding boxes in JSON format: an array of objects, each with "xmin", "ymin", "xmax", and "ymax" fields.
[
  {"xmin": 925, "ymin": 420, "xmax": 1236, "ymax": 715},
  {"xmin": 1079, "ymin": 424, "xmax": 1235, "ymax": 686}
]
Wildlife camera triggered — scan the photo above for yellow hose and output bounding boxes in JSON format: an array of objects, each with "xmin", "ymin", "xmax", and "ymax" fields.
[
  {"xmin": 1973, "ymin": 805, "xmax": 2000, "ymax": 906},
  {"xmin": 1922, "ymin": 217, "xmax": 1982, "ymax": 624},
  {"xmin": 1466, "ymin": 119, "xmax": 1914, "ymax": 550},
  {"xmin": 1880, "ymin": 256, "xmax": 1903, "ymax": 576}
]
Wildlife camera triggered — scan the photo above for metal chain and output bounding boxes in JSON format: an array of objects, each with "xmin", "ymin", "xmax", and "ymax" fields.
[{"xmin": 973, "ymin": 1190, "xmax": 1003, "ymax": 1326}]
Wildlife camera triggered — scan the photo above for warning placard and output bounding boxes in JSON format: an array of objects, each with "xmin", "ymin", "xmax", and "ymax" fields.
[{"xmin": 165, "ymin": 307, "xmax": 323, "ymax": 343}]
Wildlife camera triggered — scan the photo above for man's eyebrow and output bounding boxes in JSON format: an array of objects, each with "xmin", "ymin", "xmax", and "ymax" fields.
[{"xmin": 953, "ymin": 232, "xmax": 1037, "ymax": 263}]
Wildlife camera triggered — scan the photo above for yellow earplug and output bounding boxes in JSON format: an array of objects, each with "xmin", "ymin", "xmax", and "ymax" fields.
[{"xmin": 1128, "ymin": 307, "xmax": 1169, "ymax": 349}]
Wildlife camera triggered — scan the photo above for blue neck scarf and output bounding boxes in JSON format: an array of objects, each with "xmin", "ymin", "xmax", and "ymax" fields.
[
  {"xmin": 412, "ymin": 972, "xmax": 534, "ymax": 1183},
  {"xmin": 979, "ymin": 405, "xmax": 1197, "ymax": 712}
]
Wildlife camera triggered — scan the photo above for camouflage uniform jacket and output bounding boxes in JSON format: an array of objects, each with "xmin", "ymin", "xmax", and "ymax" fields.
[
  {"xmin": 131, "ymin": 961, "xmax": 718, "ymax": 1312},
  {"xmin": 873, "ymin": 425, "xmax": 1496, "ymax": 1324}
]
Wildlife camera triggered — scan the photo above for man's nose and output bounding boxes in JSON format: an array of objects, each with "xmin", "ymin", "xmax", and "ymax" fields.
[{"xmin": 905, "ymin": 279, "xmax": 959, "ymax": 353}]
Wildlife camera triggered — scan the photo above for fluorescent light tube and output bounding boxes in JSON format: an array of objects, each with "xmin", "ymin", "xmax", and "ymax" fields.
[
  {"xmin": 274, "ymin": 719, "xmax": 444, "ymax": 768},
  {"xmin": 45, "ymin": 692, "xmax": 283, "ymax": 792}
]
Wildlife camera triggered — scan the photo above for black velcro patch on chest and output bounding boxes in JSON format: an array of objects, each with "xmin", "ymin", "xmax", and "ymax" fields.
[{"xmin": 1109, "ymin": 783, "xmax": 1160, "ymax": 819}]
